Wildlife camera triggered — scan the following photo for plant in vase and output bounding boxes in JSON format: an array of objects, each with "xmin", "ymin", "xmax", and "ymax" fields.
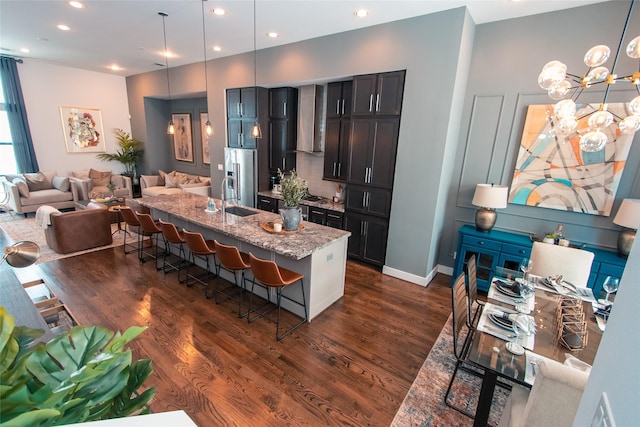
[
  {"xmin": 96, "ymin": 128, "xmax": 145, "ymax": 180},
  {"xmin": 278, "ymin": 169, "xmax": 307, "ymax": 231}
]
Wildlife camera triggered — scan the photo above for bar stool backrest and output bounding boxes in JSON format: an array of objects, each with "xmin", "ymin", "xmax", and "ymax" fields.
[
  {"xmin": 214, "ymin": 240, "xmax": 249, "ymax": 270},
  {"xmin": 183, "ymin": 229, "xmax": 214, "ymax": 255},
  {"xmin": 120, "ymin": 206, "xmax": 140, "ymax": 227},
  {"xmin": 249, "ymin": 253, "xmax": 285, "ymax": 287},
  {"xmin": 158, "ymin": 219, "xmax": 184, "ymax": 243},
  {"xmin": 136, "ymin": 213, "xmax": 161, "ymax": 234}
]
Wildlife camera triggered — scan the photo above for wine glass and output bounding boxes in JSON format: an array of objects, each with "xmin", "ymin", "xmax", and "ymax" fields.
[
  {"xmin": 519, "ymin": 258, "xmax": 534, "ymax": 294},
  {"xmin": 599, "ymin": 276, "xmax": 620, "ymax": 305}
]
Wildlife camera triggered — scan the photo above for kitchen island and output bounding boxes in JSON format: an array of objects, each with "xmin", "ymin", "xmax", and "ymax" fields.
[{"xmin": 130, "ymin": 193, "xmax": 350, "ymax": 321}]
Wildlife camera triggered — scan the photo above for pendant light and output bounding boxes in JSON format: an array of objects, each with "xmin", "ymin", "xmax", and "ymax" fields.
[
  {"xmin": 251, "ymin": 0, "xmax": 262, "ymax": 139},
  {"xmin": 160, "ymin": 12, "xmax": 175, "ymax": 135},
  {"xmin": 201, "ymin": 0, "xmax": 213, "ymax": 137}
]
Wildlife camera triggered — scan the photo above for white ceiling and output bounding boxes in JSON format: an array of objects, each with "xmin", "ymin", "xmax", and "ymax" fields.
[{"xmin": 0, "ymin": 0, "xmax": 609, "ymax": 77}]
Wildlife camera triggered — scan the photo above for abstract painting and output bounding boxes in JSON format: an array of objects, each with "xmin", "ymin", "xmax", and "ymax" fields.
[
  {"xmin": 60, "ymin": 106, "xmax": 105, "ymax": 153},
  {"xmin": 509, "ymin": 103, "xmax": 634, "ymax": 216}
]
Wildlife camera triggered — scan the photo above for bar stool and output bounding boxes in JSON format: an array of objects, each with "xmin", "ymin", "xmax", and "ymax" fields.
[
  {"xmin": 158, "ymin": 219, "xmax": 189, "ymax": 283},
  {"xmin": 183, "ymin": 229, "xmax": 218, "ymax": 298},
  {"xmin": 247, "ymin": 253, "xmax": 308, "ymax": 341},
  {"xmin": 135, "ymin": 212, "xmax": 163, "ymax": 268},
  {"xmin": 119, "ymin": 206, "xmax": 142, "ymax": 255},
  {"xmin": 213, "ymin": 240, "xmax": 251, "ymax": 317}
]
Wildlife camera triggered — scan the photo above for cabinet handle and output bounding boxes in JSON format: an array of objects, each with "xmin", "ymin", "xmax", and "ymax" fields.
[
  {"xmin": 282, "ymin": 158, "xmax": 286, "ymax": 171},
  {"xmin": 369, "ymin": 94, "xmax": 374, "ymax": 113},
  {"xmin": 360, "ymin": 222, "xmax": 365, "ymax": 235},
  {"xmin": 283, "ymin": 102, "xmax": 287, "ymax": 117},
  {"xmin": 366, "ymin": 192, "xmax": 370, "ymax": 208},
  {"xmin": 238, "ymin": 133, "xmax": 242, "ymax": 147},
  {"xmin": 336, "ymin": 100, "xmax": 340, "ymax": 115},
  {"xmin": 478, "ymin": 241, "xmax": 485, "ymax": 245},
  {"xmin": 236, "ymin": 103, "xmax": 241, "ymax": 116},
  {"xmin": 341, "ymin": 99, "xmax": 345, "ymax": 116},
  {"xmin": 375, "ymin": 94, "xmax": 380, "ymax": 112},
  {"xmin": 333, "ymin": 162, "xmax": 337, "ymax": 176},
  {"xmin": 337, "ymin": 163, "xmax": 341, "ymax": 177},
  {"xmin": 519, "ymin": 250, "xmax": 526, "ymax": 254},
  {"xmin": 364, "ymin": 221, "xmax": 369, "ymax": 235},
  {"xmin": 327, "ymin": 213, "xmax": 340, "ymax": 219},
  {"xmin": 362, "ymin": 193, "xmax": 367, "ymax": 207},
  {"xmin": 240, "ymin": 103, "xmax": 244, "ymax": 116}
]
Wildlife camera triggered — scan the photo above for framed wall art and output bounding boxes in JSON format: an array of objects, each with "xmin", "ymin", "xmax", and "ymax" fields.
[
  {"xmin": 172, "ymin": 113, "xmax": 193, "ymax": 162},
  {"xmin": 200, "ymin": 112, "xmax": 210, "ymax": 164},
  {"xmin": 509, "ymin": 103, "xmax": 634, "ymax": 216},
  {"xmin": 60, "ymin": 106, "xmax": 105, "ymax": 153}
]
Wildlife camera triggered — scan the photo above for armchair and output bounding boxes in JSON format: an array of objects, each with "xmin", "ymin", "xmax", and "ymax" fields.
[
  {"xmin": 44, "ymin": 202, "xmax": 112, "ymax": 254},
  {"xmin": 69, "ymin": 168, "xmax": 132, "ymax": 200}
]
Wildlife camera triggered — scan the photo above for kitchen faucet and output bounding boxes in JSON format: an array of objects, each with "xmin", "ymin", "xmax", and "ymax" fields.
[{"xmin": 220, "ymin": 175, "xmax": 237, "ymax": 216}]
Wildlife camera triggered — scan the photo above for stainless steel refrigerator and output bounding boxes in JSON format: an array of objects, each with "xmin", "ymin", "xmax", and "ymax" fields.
[{"xmin": 223, "ymin": 147, "xmax": 258, "ymax": 208}]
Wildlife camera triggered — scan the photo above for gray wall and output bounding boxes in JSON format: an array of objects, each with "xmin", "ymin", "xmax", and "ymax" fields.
[{"xmin": 441, "ymin": 0, "xmax": 640, "ymax": 268}]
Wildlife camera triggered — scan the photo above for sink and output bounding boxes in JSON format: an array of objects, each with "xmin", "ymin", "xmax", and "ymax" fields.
[{"xmin": 224, "ymin": 206, "xmax": 259, "ymax": 217}]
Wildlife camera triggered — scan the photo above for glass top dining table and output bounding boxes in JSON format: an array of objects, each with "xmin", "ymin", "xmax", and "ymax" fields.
[{"xmin": 466, "ymin": 279, "xmax": 602, "ymax": 427}]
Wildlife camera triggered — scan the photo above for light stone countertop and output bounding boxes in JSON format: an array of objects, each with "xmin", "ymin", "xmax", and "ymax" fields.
[
  {"xmin": 131, "ymin": 193, "xmax": 350, "ymax": 260},
  {"xmin": 257, "ymin": 191, "xmax": 345, "ymax": 213}
]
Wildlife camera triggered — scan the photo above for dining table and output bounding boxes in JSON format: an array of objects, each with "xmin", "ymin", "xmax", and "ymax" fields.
[{"xmin": 466, "ymin": 275, "xmax": 603, "ymax": 427}]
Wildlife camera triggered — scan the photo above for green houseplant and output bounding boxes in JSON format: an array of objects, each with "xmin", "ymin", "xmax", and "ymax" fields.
[
  {"xmin": 277, "ymin": 169, "xmax": 307, "ymax": 231},
  {"xmin": 0, "ymin": 307, "xmax": 155, "ymax": 426},
  {"xmin": 96, "ymin": 129, "xmax": 145, "ymax": 178}
]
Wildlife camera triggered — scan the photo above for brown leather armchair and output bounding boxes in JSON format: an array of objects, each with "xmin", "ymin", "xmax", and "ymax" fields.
[{"xmin": 45, "ymin": 202, "xmax": 112, "ymax": 254}]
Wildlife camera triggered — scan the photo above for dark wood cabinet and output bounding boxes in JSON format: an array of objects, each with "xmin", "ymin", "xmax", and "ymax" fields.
[
  {"xmin": 323, "ymin": 117, "xmax": 350, "ymax": 181},
  {"xmin": 345, "ymin": 185, "xmax": 392, "ymax": 218},
  {"xmin": 257, "ymin": 195, "xmax": 278, "ymax": 213},
  {"xmin": 344, "ymin": 212, "xmax": 389, "ymax": 266},
  {"xmin": 325, "ymin": 210, "xmax": 344, "ymax": 229},
  {"xmin": 351, "ymin": 71, "xmax": 405, "ymax": 117},
  {"xmin": 347, "ymin": 118, "xmax": 399, "ymax": 189},
  {"xmin": 227, "ymin": 119, "xmax": 258, "ymax": 149},
  {"xmin": 268, "ymin": 87, "xmax": 298, "ymax": 173},
  {"xmin": 226, "ymin": 87, "xmax": 269, "ymax": 153},
  {"xmin": 227, "ymin": 87, "xmax": 260, "ymax": 119},
  {"xmin": 326, "ymin": 80, "xmax": 352, "ymax": 119}
]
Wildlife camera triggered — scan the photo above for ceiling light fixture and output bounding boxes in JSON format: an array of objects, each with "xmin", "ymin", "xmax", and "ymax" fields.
[
  {"xmin": 251, "ymin": 0, "xmax": 262, "ymax": 139},
  {"xmin": 68, "ymin": 1, "xmax": 84, "ymax": 8},
  {"xmin": 213, "ymin": 46, "xmax": 222, "ymax": 52},
  {"xmin": 57, "ymin": 24, "xmax": 70, "ymax": 31},
  {"xmin": 212, "ymin": 8, "xmax": 225, "ymax": 16},
  {"xmin": 201, "ymin": 0, "xmax": 213, "ymax": 137},
  {"xmin": 159, "ymin": 12, "xmax": 175, "ymax": 135},
  {"xmin": 267, "ymin": 32, "xmax": 278, "ymax": 38},
  {"xmin": 538, "ymin": 0, "xmax": 640, "ymax": 152},
  {"xmin": 355, "ymin": 9, "xmax": 368, "ymax": 18}
]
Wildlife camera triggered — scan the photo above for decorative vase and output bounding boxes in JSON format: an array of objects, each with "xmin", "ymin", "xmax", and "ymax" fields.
[{"xmin": 279, "ymin": 206, "xmax": 302, "ymax": 231}]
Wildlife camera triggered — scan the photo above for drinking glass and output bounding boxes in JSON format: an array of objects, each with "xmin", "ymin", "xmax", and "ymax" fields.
[
  {"xmin": 519, "ymin": 258, "xmax": 533, "ymax": 282},
  {"xmin": 599, "ymin": 276, "xmax": 620, "ymax": 305}
]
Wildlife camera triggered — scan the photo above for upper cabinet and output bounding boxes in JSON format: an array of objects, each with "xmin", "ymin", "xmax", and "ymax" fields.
[
  {"xmin": 351, "ymin": 71, "xmax": 405, "ymax": 117},
  {"xmin": 226, "ymin": 86, "xmax": 269, "ymax": 151},
  {"xmin": 227, "ymin": 87, "xmax": 261, "ymax": 119},
  {"xmin": 268, "ymin": 87, "xmax": 298, "ymax": 173},
  {"xmin": 326, "ymin": 80, "xmax": 352, "ymax": 119},
  {"xmin": 269, "ymin": 87, "xmax": 297, "ymax": 119}
]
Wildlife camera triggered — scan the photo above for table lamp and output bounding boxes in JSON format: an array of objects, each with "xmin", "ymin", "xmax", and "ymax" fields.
[
  {"xmin": 1, "ymin": 241, "xmax": 40, "ymax": 268},
  {"xmin": 612, "ymin": 198, "xmax": 640, "ymax": 258},
  {"xmin": 471, "ymin": 183, "xmax": 509, "ymax": 232}
]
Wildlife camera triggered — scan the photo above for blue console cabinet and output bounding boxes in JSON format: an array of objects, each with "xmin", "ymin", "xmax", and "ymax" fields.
[{"xmin": 452, "ymin": 225, "xmax": 626, "ymax": 298}]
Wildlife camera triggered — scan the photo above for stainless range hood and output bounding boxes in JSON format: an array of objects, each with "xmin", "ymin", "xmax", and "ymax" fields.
[{"xmin": 296, "ymin": 84, "xmax": 326, "ymax": 153}]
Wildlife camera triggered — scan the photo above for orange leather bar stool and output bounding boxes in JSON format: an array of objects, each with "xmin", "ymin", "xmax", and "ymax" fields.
[
  {"xmin": 214, "ymin": 240, "xmax": 251, "ymax": 317},
  {"xmin": 158, "ymin": 219, "xmax": 189, "ymax": 283},
  {"xmin": 183, "ymin": 229, "xmax": 219, "ymax": 298},
  {"xmin": 247, "ymin": 253, "xmax": 308, "ymax": 341},
  {"xmin": 135, "ymin": 212, "xmax": 163, "ymax": 268},
  {"xmin": 119, "ymin": 206, "xmax": 142, "ymax": 255}
]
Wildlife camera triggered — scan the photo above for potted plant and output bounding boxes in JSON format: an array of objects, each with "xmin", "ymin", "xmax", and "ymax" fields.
[
  {"xmin": 0, "ymin": 308, "xmax": 155, "ymax": 425},
  {"xmin": 97, "ymin": 128, "xmax": 145, "ymax": 180},
  {"xmin": 277, "ymin": 169, "xmax": 307, "ymax": 231}
]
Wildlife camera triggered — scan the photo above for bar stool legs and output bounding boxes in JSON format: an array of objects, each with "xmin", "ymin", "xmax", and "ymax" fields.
[
  {"xmin": 213, "ymin": 240, "xmax": 251, "ymax": 318},
  {"xmin": 247, "ymin": 253, "xmax": 308, "ymax": 341},
  {"xmin": 158, "ymin": 219, "xmax": 190, "ymax": 283},
  {"xmin": 183, "ymin": 229, "xmax": 218, "ymax": 298},
  {"xmin": 135, "ymin": 213, "xmax": 163, "ymax": 268}
]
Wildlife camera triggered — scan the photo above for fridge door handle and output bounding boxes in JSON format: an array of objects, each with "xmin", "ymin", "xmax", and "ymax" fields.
[{"xmin": 233, "ymin": 162, "xmax": 241, "ymax": 201}]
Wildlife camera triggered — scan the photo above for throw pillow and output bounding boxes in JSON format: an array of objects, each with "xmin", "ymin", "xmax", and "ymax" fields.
[
  {"xmin": 157, "ymin": 169, "xmax": 167, "ymax": 186},
  {"xmin": 12, "ymin": 177, "xmax": 30, "ymax": 197},
  {"xmin": 89, "ymin": 168, "xmax": 112, "ymax": 187},
  {"xmin": 23, "ymin": 172, "xmax": 50, "ymax": 191},
  {"xmin": 164, "ymin": 173, "xmax": 177, "ymax": 188},
  {"xmin": 52, "ymin": 176, "xmax": 70, "ymax": 192}
]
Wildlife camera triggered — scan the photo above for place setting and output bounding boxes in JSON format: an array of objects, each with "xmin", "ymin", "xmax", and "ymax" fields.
[
  {"xmin": 488, "ymin": 258, "xmax": 536, "ymax": 313},
  {"xmin": 476, "ymin": 302, "xmax": 537, "ymax": 351}
]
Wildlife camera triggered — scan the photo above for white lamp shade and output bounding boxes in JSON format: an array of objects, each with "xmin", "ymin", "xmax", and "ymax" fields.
[
  {"xmin": 472, "ymin": 184, "xmax": 509, "ymax": 209},
  {"xmin": 613, "ymin": 199, "xmax": 640, "ymax": 229}
]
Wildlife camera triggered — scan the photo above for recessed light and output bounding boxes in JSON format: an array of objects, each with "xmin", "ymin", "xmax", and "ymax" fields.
[
  {"xmin": 69, "ymin": 1, "xmax": 84, "ymax": 8},
  {"xmin": 57, "ymin": 24, "xmax": 70, "ymax": 31},
  {"xmin": 20, "ymin": 48, "xmax": 30, "ymax": 53},
  {"xmin": 213, "ymin": 46, "xmax": 222, "ymax": 52},
  {"xmin": 266, "ymin": 32, "xmax": 278, "ymax": 38},
  {"xmin": 163, "ymin": 51, "xmax": 174, "ymax": 58},
  {"xmin": 109, "ymin": 65, "xmax": 122, "ymax": 71},
  {"xmin": 354, "ymin": 9, "xmax": 368, "ymax": 18},
  {"xmin": 211, "ymin": 8, "xmax": 225, "ymax": 16}
]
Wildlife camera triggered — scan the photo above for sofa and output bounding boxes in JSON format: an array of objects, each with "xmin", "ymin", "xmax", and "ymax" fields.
[
  {"xmin": 44, "ymin": 202, "xmax": 113, "ymax": 254},
  {"xmin": 140, "ymin": 170, "xmax": 211, "ymax": 197},
  {"xmin": 68, "ymin": 168, "xmax": 133, "ymax": 200},
  {"xmin": 2, "ymin": 171, "xmax": 79, "ymax": 215}
]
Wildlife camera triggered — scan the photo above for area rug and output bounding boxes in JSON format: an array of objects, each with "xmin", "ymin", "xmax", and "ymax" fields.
[
  {"xmin": 0, "ymin": 213, "xmax": 126, "ymax": 264},
  {"xmin": 391, "ymin": 315, "xmax": 509, "ymax": 427}
]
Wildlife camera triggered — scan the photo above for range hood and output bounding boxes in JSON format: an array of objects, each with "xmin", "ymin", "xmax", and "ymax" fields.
[{"xmin": 296, "ymin": 84, "xmax": 326, "ymax": 153}]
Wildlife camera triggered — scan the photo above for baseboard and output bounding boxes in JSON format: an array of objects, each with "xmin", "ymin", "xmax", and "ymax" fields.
[{"xmin": 382, "ymin": 264, "xmax": 447, "ymax": 287}]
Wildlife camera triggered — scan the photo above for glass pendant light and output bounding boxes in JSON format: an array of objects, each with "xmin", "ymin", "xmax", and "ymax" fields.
[
  {"xmin": 201, "ymin": 0, "xmax": 213, "ymax": 138},
  {"xmin": 251, "ymin": 0, "xmax": 262, "ymax": 139},
  {"xmin": 160, "ymin": 12, "xmax": 174, "ymax": 135}
]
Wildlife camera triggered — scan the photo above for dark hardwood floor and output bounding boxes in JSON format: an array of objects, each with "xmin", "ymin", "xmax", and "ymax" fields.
[{"xmin": 1, "ymin": 228, "xmax": 453, "ymax": 426}]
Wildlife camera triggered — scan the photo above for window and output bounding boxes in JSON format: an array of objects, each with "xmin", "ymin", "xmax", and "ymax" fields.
[{"xmin": 0, "ymin": 76, "xmax": 18, "ymax": 174}]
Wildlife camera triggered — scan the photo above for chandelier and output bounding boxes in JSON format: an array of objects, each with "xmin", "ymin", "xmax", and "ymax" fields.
[{"xmin": 538, "ymin": 0, "xmax": 640, "ymax": 152}]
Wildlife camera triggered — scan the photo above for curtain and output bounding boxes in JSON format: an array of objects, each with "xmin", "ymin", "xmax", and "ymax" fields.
[{"xmin": 0, "ymin": 56, "xmax": 39, "ymax": 173}]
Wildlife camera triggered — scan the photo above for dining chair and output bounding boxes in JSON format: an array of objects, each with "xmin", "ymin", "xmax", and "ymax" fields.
[
  {"xmin": 213, "ymin": 240, "xmax": 251, "ymax": 318},
  {"xmin": 135, "ymin": 212, "xmax": 163, "ymax": 268},
  {"xmin": 182, "ymin": 229, "xmax": 218, "ymax": 297},
  {"xmin": 247, "ymin": 253, "xmax": 308, "ymax": 341},
  {"xmin": 158, "ymin": 219, "xmax": 189, "ymax": 283},
  {"xmin": 466, "ymin": 255, "xmax": 484, "ymax": 327},
  {"xmin": 497, "ymin": 359, "xmax": 588, "ymax": 427},
  {"xmin": 529, "ymin": 241, "xmax": 594, "ymax": 288}
]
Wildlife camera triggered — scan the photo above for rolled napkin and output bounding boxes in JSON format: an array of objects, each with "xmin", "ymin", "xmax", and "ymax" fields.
[{"xmin": 504, "ymin": 312, "xmax": 537, "ymax": 335}]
